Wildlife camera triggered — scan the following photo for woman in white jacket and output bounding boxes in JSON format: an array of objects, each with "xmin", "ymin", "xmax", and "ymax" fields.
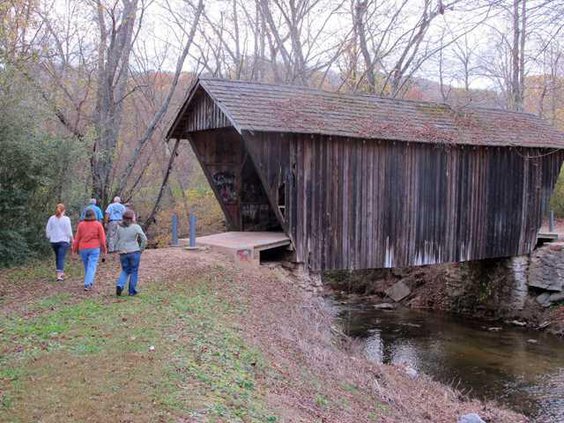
[{"xmin": 45, "ymin": 203, "xmax": 73, "ymax": 281}]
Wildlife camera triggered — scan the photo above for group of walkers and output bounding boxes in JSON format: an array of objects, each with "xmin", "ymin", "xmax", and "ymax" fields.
[{"xmin": 45, "ymin": 197, "xmax": 147, "ymax": 296}]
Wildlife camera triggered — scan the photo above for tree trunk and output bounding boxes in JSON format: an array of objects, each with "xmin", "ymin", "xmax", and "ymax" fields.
[
  {"xmin": 354, "ymin": 1, "xmax": 376, "ymax": 92},
  {"xmin": 91, "ymin": 0, "xmax": 139, "ymax": 204},
  {"xmin": 510, "ymin": 0, "xmax": 525, "ymax": 111},
  {"xmin": 143, "ymin": 139, "xmax": 181, "ymax": 231}
]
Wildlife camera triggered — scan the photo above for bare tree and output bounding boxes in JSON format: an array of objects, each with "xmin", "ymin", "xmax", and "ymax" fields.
[
  {"xmin": 115, "ymin": 0, "xmax": 204, "ymax": 198},
  {"xmin": 452, "ymin": 35, "xmax": 481, "ymax": 93},
  {"xmin": 260, "ymin": 0, "xmax": 348, "ymax": 85},
  {"xmin": 20, "ymin": 0, "xmax": 203, "ymax": 206},
  {"xmin": 352, "ymin": 0, "xmax": 496, "ymax": 97},
  {"xmin": 480, "ymin": 0, "xmax": 563, "ymax": 111},
  {"xmin": 528, "ymin": 38, "xmax": 563, "ymax": 126},
  {"xmin": 509, "ymin": 0, "xmax": 527, "ymax": 110},
  {"xmin": 90, "ymin": 0, "xmax": 140, "ymax": 204}
]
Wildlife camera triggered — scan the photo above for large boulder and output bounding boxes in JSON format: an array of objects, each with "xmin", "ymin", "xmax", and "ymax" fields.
[
  {"xmin": 528, "ymin": 243, "xmax": 564, "ymax": 292},
  {"xmin": 549, "ymin": 292, "xmax": 564, "ymax": 303},
  {"xmin": 385, "ymin": 280, "xmax": 411, "ymax": 302},
  {"xmin": 536, "ymin": 292, "xmax": 552, "ymax": 307}
]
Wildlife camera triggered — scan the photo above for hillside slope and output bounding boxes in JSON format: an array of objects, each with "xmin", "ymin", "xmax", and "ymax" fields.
[{"xmin": 0, "ymin": 249, "xmax": 524, "ymax": 422}]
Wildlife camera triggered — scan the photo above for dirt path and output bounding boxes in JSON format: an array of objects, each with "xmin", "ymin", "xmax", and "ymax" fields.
[
  {"xmin": 0, "ymin": 249, "xmax": 525, "ymax": 422},
  {"xmin": 0, "ymin": 249, "xmax": 221, "ymax": 317}
]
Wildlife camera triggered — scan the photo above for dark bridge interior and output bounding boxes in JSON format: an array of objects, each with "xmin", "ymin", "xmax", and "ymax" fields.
[{"xmin": 190, "ymin": 128, "xmax": 282, "ymax": 232}]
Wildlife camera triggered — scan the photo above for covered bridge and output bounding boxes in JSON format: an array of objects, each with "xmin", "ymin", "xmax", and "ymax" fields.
[{"xmin": 166, "ymin": 78, "xmax": 564, "ymax": 271}]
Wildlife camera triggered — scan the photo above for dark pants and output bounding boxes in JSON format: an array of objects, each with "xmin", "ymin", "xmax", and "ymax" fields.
[
  {"xmin": 117, "ymin": 251, "xmax": 141, "ymax": 295},
  {"xmin": 51, "ymin": 242, "xmax": 69, "ymax": 272}
]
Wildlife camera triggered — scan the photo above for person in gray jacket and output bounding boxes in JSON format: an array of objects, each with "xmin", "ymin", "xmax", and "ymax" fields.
[{"xmin": 115, "ymin": 210, "xmax": 147, "ymax": 296}]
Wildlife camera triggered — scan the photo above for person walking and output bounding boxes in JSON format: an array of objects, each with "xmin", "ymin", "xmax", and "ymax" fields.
[
  {"xmin": 45, "ymin": 203, "xmax": 73, "ymax": 281},
  {"xmin": 124, "ymin": 202, "xmax": 136, "ymax": 222},
  {"xmin": 105, "ymin": 196, "xmax": 126, "ymax": 252},
  {"xmin": 80, "ymin": 198, "xmax": 103, "ymax": 221},
  {"xmin": 73, "ymin": 208, "xmax": 107, "ymax": 291},
  {"xmin": 115, "ymin": 210, "xmax": 147, "ymax": 296}
]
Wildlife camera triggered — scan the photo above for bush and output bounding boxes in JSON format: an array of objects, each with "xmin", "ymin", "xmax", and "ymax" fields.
[
  {"xmin": 550, "ymin": 168, "xmax": 564, "ymax": 218},
  {"xmin": 0, "ymin": 73, "xmax": 89, "ymax": 266}
]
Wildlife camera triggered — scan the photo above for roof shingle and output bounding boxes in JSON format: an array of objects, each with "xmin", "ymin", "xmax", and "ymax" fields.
[{"xmin": 169, "ymin": 78, "xmax": 564, "ymax": 148}]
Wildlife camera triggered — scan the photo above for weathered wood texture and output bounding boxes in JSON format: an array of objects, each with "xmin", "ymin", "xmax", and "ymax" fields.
[
  {"xmin": 189, "ymin": 129, "xmax": 242, "ymax": 229},
  {"xmin": 244, "ymin": 132, "xmax": 564, "ymax": 271},
  {"xmin": 189, "ymin": 128, "xmax": 280, "ymax": 232},
  {"xmin": 167, "ymin": 79, "xmax": 564, "ymax": 272},
  {"xmin": 169, "ymin": 79, "xmax": 564, "ymax": 148},
  {"xmin": 175, "ymin": 87, "xmax": 231, "ymax": 134}
]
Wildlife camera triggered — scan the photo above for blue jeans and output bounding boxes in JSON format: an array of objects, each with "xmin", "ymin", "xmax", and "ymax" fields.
[
  {"xmin": 117, "ymin": 251, "xmax": 141, "ymax": 295},
  {"xmin": 79, "ymin": 248, "xmax": 100, "ymax": 287},
  {"xmin": 51, "ymin": 242, "xmax": 69, "ymax": 272}
]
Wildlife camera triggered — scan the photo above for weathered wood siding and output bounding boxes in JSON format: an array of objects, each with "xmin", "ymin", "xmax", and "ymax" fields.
[
  {"xmin": 177, "ymin": 88, "xmax": 231, "ymax": 135},
  {"xmin": 243, "ymin": 132, "xmax": 563, "ymax": 271},
  {"xmin": 242, "ymin": 132, "xmax": 291, "ymax": 231},
  {"xmin": 190, "ymin": 129, "xmax": 243, "ymax": 229},
  {"xmin": 190, "ymin": 128, "xmax": 281, "ymax": 231}
]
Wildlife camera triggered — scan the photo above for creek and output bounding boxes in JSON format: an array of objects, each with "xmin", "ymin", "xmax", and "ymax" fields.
[{"xmin": 337, "ymin": 304, "xmax": 564, "ymax": 421}]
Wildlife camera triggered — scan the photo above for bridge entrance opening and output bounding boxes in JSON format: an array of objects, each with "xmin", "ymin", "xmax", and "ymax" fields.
[{"xmin": 189, "ymin": 128, "xmax": 284, "ymax": 233}]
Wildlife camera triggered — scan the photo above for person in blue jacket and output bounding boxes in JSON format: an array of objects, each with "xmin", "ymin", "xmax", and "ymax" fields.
[{"xmin": 80, "ymin": 198, "xmax": 104, "ymax": 221}]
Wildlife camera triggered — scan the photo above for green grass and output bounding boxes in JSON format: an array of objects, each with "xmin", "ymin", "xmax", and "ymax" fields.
[
  {"xmin": 343, "ymin": 382, "xmax": 359, "ymax": 393},
  {"xmin": 315, "ymin": 394, "xmax": 329, "ymax": 408},
  {"xmin": 34, "ymin": 292, "xmax": 72, "ymax": 309},
  {"xmin": 0, "ymin": 272, "xmax": 277, "ymax": 422},
  {"xmin": 4, "ymin": 259, "xmax": 82, "ymax": 284}
]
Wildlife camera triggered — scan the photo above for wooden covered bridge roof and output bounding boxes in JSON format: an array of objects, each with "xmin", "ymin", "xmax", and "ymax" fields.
[{"xmin": 167, "ymin": 78, "xmax": 564, "ymax": 148}]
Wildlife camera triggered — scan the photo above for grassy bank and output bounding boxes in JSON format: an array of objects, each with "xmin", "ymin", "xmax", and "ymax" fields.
[
  {"xmin": 1, "ymin": 261, "xmax": 274, "ymax": 421},
  {"xmin": 0, "ymin": 250, "xmax": 524, "ymax": 422}
]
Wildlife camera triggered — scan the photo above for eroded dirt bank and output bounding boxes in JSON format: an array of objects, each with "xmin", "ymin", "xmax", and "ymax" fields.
[{"xmin": 0, "ymin": 249, "xmax": 524, "ymax": 422}]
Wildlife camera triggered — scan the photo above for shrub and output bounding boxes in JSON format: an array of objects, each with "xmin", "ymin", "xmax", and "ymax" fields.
[
  {"xmin": 0, "ymin": 72, "xmax": 89, "ymax": 266},
  {"xmin": 551, "ymin": 168, "xmax": 564, "ymax": 218}
]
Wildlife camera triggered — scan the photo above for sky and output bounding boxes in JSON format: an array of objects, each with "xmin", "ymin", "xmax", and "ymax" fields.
[{"xmin": 47, "ymin": 0, "xmax": 562, "ymax": 93}]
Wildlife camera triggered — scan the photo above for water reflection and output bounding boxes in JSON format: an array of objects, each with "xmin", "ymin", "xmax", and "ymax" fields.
[{"xmin": 338, "ymin": 306, "xmax": 564, "ymax": 421}]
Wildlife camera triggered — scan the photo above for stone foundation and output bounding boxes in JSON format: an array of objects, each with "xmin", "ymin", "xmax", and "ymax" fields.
[
  {"xmin": 528, "ymin": 243, "xmax": 564, "ymax": 294},
  {"xmin": 324, "ymin": 242, "xmax": 564, "ymax": 320}
]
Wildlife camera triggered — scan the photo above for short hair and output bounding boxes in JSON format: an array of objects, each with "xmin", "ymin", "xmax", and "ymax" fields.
[
  {"xmin": 122, "ymin": 209, "xmax": 135, "ymax": 227},
  {"xmin": 113, "ymin": 196, "xmax": 121, "ymax": 203},
  {"xmin": 84, "ymin": 208, "xmax": 96, "ymax": 221},
  {"xmin": 89, "ymin": 198, "xmax": 96, "ymax": 204},
  {"xmin": 123, "ymin": 209, "xmax": 135, "ymax": 221}
]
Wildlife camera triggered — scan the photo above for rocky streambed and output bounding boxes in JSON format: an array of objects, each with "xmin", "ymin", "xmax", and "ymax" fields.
[
  {"xmin": 325, "ymin": 241, "xmax": 564, "ymax": 336},
  {"xmin": 323, "ymin": 242, "xmax": 564, "ymax": 421}
]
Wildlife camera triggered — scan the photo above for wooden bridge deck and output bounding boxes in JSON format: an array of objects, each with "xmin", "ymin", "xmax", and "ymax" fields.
[
  {"xmin": 184, "ymin": 230, "xmax": 558, "ymax": 267},
  {"xmin": 190, "ymin": 232, "xmax": 291, "ymax": 265}
]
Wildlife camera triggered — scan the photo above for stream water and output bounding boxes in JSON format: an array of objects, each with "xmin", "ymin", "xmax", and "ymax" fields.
[{"xmin": 338, "ymin": 304, "xmax": 564, "ymax": 422}]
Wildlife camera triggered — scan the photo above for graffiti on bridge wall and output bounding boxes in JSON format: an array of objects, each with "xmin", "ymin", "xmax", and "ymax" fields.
[{"xmin": 212, "ymin": 171, "xmax": 237, "ymax": 204}]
